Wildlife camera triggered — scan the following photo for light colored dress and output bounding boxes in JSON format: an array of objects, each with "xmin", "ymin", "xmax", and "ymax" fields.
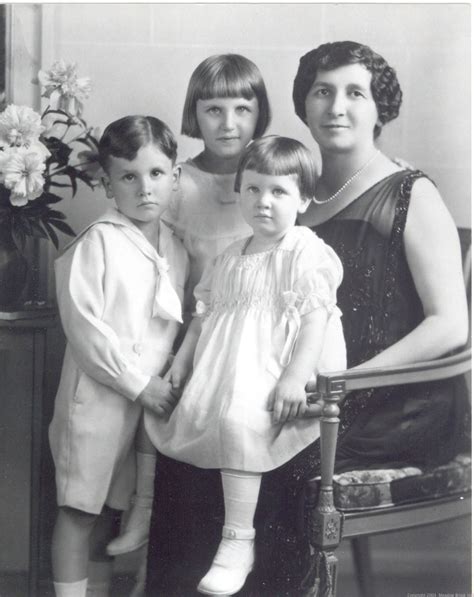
[
  {"xmin": 162, "ymin": 159, "xmax": 252, "ymax": 308},
  {"xmin": 49, "ymin": 208, "xmax": 189, "ymax": 514},
  {"xmin": 150, "ymin": 226, "xmax": 346, "ymax": 473}
]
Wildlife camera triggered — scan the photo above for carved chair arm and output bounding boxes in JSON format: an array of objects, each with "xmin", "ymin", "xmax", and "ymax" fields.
[{"xmin": 309, "ymin": 346, "xmax": 471, "ymax": 496}]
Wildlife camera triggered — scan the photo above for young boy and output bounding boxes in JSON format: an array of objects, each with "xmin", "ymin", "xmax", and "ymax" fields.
[{"xmin": 49, "ymin": 115, "xmax": 188, "ymax": 597}]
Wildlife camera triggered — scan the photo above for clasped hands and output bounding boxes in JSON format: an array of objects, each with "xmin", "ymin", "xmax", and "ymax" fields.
[{"xmin": 137, "ymin": 357, "xmax": 189, "ymax": 418}]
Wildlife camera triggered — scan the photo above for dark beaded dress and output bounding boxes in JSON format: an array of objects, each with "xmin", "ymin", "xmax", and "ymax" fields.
[{"xmin": 145, "ymin": 170, "xmax": 470, "ymax": 596}]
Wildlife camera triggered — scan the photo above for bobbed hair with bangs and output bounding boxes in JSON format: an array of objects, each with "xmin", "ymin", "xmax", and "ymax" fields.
[
  {"xmin": 235, "ymin": 136, "xmax": 317, "ymax": 202},
  {"xmin": 181, "ymin": 54, "xmax": 271, "ymax": 139},
  {"xmin": 98, "ymin": 115, "xmax": 177, "ymax": 172}
]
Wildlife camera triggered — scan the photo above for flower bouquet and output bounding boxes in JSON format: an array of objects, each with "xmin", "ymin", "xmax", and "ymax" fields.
[{"xmin": 0, "ymin": 61, "xmax": 100, "ymax": 306}]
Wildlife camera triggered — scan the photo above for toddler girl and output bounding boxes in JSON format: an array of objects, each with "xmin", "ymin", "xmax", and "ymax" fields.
[
  {"xmin": 151, "ymin": 136, "xmax": 346, "ymax": 596},
  {"xmin": 107, "ymin": 52, "xmax": 272, "ymax": 557},
  {"xmin": 48, "ymin": 115, "xmax": 188, "ymax": 597}
]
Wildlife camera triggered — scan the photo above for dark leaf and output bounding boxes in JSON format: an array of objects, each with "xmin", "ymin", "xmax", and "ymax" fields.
[
  {"xmin": 12, "ymin": 227, "xmax": 26, "ymax": 251},
  {"xmin": 72, "ymin": 167, "xmax": 96, "ymax": 187},
  {"xmin": 42, "ymin": 108, "xmax": 70, "ymax": 118},
  {"xmin": 63, "ymin": 167, "xmax": 78, "ymax": 197},
  {"xmin": 49, "ymin": 218, "xmax": 76, "ymax": 237},
  {"xmin": 28, "ymin": 220, "xmax": 49, "ymax": 239},
  {"xmin": 48, "ymin": 181, "xmax": 72, "ymax": 188},
  {"xmin": 42, "ymin": 193, "xmax": 64, "ymax": 205},
  {"xmin": 44, "ymin": 137, "xmax": 73, "ymax": 167},
  {"xmin": 42, "ymin": 219, "xmax": 59, "ymax": 249},
  {"xmin": 47, "ymin": 209, "xmax": 67, "ymax": 220}
]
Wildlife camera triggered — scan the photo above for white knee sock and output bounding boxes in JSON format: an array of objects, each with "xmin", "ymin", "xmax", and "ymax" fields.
[
  {"xmin": 221, "ymin": 469, "xmax": 262, "ymax": 531},
  {"xmin": 197, "ymin": 471, "xmax": 260, "ymax": 593},
  {"xmin": 53, "ymin": 578, "xmax": 88, "ymax": 597}
]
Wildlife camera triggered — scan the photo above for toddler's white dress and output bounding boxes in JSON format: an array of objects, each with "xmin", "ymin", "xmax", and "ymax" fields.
[{"xmin": 150, "ymin": 226, "xmax": 346, "ymax": 473}]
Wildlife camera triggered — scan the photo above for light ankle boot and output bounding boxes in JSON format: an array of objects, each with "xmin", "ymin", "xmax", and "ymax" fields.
[
  {"xmin": 53, "ymin": 578, "xmax": 88, "ymax": 597},
  {"xmin": 106, "ymin": 495, "xmax": 152, "ymax": 556},
  {"xmin": 197, "ymin": 526, "xmax": 255, "ymax": 596},
  {"xmin": 106, "ymin": 452, "xmax": 155, "ymax": 556}
]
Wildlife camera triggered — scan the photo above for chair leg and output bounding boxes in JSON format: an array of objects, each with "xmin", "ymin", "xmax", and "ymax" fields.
[{"xmin": 351, "ymin": 536, "xmax": 376, "ymax": 597}]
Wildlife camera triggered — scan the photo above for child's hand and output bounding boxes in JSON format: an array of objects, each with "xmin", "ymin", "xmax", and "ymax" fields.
[
  {"xmin": 138, "ymin": 376, "xmax": 178, "ymax": 418},
  {"xmin": 301, "ymin": 397, "xmax": 324, "ymax": 418},
  {"xmin": 268, "ymin": 375, "xmax": 308, "ymax": 424},
  {"xmin": 164, "ymin": 358, "xmax": 190, "ymax": 396}
]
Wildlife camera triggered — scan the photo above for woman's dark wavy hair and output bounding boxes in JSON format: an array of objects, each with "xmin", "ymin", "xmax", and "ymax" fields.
[
  {"xmin": 293, "ymin": 41, "xmax": 402, "ymax": 139},
  {"xmin": 98, "ymin": 115, "xmax": 177, "ymax": 171},
  {"xmin": 181, "ymin": 54, "xmax": 271, "ymax": 139}
]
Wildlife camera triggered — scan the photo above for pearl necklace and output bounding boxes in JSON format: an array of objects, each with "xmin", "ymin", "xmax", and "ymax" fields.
[{"xmin": 312, "ymin": 150, "xmax": 381, "ymax": 205}]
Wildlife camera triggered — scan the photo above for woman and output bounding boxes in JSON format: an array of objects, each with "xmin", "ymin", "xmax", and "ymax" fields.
[
  {"xmin": 146, "ymin": 42, "xmax": 470, "ymax": 596},
  {"xmin": 294, "ymin": 40, "xmax": 469, "ymax": 470}
]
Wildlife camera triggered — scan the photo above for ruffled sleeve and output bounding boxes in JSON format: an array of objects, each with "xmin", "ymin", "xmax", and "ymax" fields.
[
  {"xmin": 275, "ymin": 229, "xmax": 345, "ymax": 370},
  {"xmin": 292, "ymin": 231, "xmax": 343, "ymax": 317}
]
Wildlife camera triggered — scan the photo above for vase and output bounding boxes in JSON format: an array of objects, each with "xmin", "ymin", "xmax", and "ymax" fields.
[{"xmin": 0, "ymin": 226, "xmax": 28, "ymax": 308}]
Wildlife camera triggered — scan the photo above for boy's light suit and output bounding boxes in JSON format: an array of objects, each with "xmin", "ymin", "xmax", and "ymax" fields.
[{"xmin": 49, "ymin": 208, "xmax": 189, "ymax": 514}]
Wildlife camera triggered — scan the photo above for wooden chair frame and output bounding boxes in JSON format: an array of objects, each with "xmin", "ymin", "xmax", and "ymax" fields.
[
  {"xmin": 306, "ymin": 346, "xmax": 471, "ymax": 597},
  {"xmin": 307, "ymin": 227, "xmax": 471, "ymax": 597}
]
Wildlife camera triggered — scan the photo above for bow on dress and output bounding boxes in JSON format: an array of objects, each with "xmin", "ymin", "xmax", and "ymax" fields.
[{"xmin": 278, "ymin": 291, "xmax": 301, "ymax": 366}]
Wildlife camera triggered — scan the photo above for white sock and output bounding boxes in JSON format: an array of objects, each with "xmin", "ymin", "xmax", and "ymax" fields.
[
  {"xmin": 53, "ymin": 578, "xmax": 88, "ymax": 597},
  {"xmin": 221, "ymin": 469, "xmax": 261, "ymax": 531}
]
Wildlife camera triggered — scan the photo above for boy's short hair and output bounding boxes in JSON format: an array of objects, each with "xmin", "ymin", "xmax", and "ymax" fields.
[
  {"xmin": 234, "ymin": 135, "xmax": 317, "ymax": 201},
  {"xmin": 98, "ymin": 115, "xmax": 178, "ymax": 171},
  {"xmin": 181, "ymin": 54, "xmax": 271, "ymax": 139},
  {"xmin": 292, "ymin": 41, "xmax": 402, "ymax": 139}
]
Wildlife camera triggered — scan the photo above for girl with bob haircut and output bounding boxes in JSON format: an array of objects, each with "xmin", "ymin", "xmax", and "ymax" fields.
[
  {"xmin": 162, "ymin": 53, "xmax": 271, "ymax": 316},
  {"xmin": 151, "ymin": 135, "xmax": 346, "ymax": 596},
  {"xmin": 181, "ymin": 53, "xmax": 271, "ymax": 139},
  {"xmin": 234, "ymin": 134, "xmax": 318, "ymax": 200}
]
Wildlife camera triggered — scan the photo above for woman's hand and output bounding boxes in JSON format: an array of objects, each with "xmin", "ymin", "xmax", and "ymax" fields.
[
  {"xmin": 268, "ymin": 374, "xmax": 308, "ymax": 424},
  {"xmin": 137, "ymin": 376, "xmax": 178, "ymax": 418}
]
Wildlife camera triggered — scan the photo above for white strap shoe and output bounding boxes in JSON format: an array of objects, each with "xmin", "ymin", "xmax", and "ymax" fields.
[{"xmin": 197, "ymin": 526, "xmax": 255, "ymax": 596}]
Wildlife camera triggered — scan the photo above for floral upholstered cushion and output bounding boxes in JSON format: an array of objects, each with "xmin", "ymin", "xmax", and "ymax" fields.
[{"xmin": 332, "ymin": 454, "xmax": 471, "ymax": 511}]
